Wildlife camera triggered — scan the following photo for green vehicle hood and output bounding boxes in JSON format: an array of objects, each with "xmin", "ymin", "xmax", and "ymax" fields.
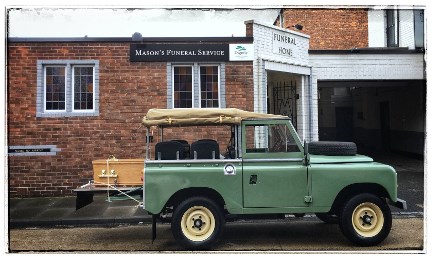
[{"xmin": 309, "ymin": 154, "xmax": 374, "ymax": 164}]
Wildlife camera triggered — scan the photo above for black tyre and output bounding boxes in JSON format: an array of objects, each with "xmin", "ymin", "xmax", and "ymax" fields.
[
  {"xmin": 315, "ymin": 213, "xmax": 338, "ymax": 224},
  {"xmin": 308, "ymin": 141, "xmax": 357, "ymax": 156},
  {"xmin": 171, "ymin": 197, "xmax": 225, "ymax": 249},
  {"xmin": 339, "ymin": 193, "xmax": 392, "ymax": 246}
]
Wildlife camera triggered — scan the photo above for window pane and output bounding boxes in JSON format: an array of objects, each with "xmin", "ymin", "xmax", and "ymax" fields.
[
  {"xmin": 200, "ymin": 65, "xmax": 219, "ymax": 108},
  {"xmin": 73, "ymin": 66, "xmax": 94, "ymax": 110},
  {"xmin": 45, "ymin": 66, "xmax": 66, "ymax": 111},
  {"xmin": 245, "ymin": 124, "xmax": 300, "ymax": 153},
  {"xmin": 173, "ymin": 66, "xmax": 193, "ymax": 108},
  {"xmin": 414, "ymin": 10, "xmax": 424, "ymax": 49}
]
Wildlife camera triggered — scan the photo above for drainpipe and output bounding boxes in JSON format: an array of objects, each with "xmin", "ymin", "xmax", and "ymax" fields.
[
  {"xmin": 308, "ymin": 67, "xmax": 313, "ymax": 141},
  {"xmin": 256, "ymin": 57, "xmax": 262, "ymax": 113},
  {"xmin": 279, "ymin": 9, "xmax": 284, "ymax": 28}
]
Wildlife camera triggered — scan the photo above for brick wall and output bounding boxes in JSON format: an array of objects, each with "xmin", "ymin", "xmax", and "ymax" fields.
[
  {"xmin": 282, "ymin": 8, "xmax": 369, "ymax": 50},
  {"xmin": 7, "ymin": 42, "xmax": 253, "ymax": 197}
]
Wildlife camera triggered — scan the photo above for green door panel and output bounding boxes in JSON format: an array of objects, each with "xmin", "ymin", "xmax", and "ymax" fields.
[
  {"xmin": 241, "ymin": 119, "xmax": 308, "ymax": 208},
  {"xmin": 243, "ymin": 160, "xmax": 308, "ymax": 208}
]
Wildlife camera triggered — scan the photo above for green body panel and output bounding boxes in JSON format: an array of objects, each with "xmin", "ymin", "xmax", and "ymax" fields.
[
  {"xmin": 308, "ymin": 155, "xmax": 398, "ymax": 207},
  {"xmin": 144, "ymin": 160, "xmax": 244, "ymax": 215}
]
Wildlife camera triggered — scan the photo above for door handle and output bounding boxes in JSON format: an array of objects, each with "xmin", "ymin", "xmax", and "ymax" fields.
[{"xmin": 249, "ymin": 174, "xmax": 257, "ymax": 185}]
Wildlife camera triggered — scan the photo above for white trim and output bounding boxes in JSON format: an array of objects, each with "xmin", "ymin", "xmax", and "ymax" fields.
[
  {"xmin": 43, "ymin": 65, "xmax": 67, "ymax": 113},
  {"xmin": 198, "ymin": 64, "xmax": 221, "ymax": 108},
  {"xmin": 301, "ymin": 75, "xmax": 306, "ymax": 142},
  {"xmin": 71, "ymin": 65, "xmax": 96, "ymax": 113}
]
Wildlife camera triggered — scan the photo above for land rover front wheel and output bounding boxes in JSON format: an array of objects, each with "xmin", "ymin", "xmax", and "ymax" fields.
[
  {"xmin": 171, "ymin": 197, "xmax": 225, "ymax": 249},
  {"xmin": 339, "ymin": 193, "xmax": 392, "ymax": 246}
]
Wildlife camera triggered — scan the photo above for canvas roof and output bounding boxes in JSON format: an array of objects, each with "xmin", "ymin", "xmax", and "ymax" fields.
[{"xmin": 141, "ymin": 108, "xmax": 289, "ymax": 127}]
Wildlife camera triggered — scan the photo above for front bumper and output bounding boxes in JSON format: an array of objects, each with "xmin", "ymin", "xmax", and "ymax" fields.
[{"xmin": 388, "ymin": 198, "xmax": 407, "ymax": 210}]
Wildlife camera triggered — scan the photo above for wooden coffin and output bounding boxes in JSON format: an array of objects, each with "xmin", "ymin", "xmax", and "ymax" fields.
[{"xmin": 92, "ymin": 158, "xmax": 144, "ymax": 187}]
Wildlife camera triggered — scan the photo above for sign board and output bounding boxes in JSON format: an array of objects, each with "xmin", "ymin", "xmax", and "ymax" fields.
[
  {"xmin": 229, "ymin": 44, "xmax": 254, "ymax": 61},
  {"xmin": 130, "ymin": 43, "xmax": 254, "ymax": 62},
  {"xmin": 130, "ymin": 44, "xmax": 229, "ymax": 62},
  {"xmin": 8, "ymin": 145, "xmax": 61, "ymax": 156},
  {"xmin": 272, "ymin": 31, "xmax": 301, "ymax": 58}
]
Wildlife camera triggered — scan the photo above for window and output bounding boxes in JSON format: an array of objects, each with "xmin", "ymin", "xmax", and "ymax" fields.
[
  {"xmin": 414, "ymin": 9, "xmax": 424, "ymax": 49},
  {"xmin": 200, "ymin": 65, "xmax": 219, "ymax": 108},
  {"xmin": 73, "ymin": 66, "xmax": 94, "ymax": 111},
  {"xmin": 245, "ymin": 123, "xmax": 300, "ymax": 153},
  {"xmin": 386, "ymin": 10, "xmax": 399, "ymax": 47},
  {"xmin": 37, "ymin": 60, "xmax": 99, "ymax": 117},
  {"xmin": 169, "ymin": 63, "xmax": 225, "ymax": 109},
  {"xmin": 173, "ymin": 66, "xmax": 193, "ymax": 108},
  {"xmin": 45, "ymin": 66, "xmax": 66, "ymax": 111}
]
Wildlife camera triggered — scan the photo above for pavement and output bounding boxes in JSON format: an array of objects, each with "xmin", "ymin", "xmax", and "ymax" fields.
[{"xmin": 7, "ymin": 150, "xmax": 425, "ymax": 228}]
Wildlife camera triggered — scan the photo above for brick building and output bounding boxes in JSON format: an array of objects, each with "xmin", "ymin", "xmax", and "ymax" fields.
[
  {"xmin": 279, "ymin": 8, "xmax": 369, "ymax": 50},
  {"xmin": 7, "ymin": 37, "xmax": 255, "ymax": 197},
  {"xmin": 7, "ymin": 7, "xmax": 426, "ymax": 197}
]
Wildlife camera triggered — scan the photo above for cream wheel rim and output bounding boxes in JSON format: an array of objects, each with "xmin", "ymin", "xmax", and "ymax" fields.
[
  {"xmin": 180, "ymin": 206, "xmax": 216, "ymax": 242},
  {"xmin": 351, "ymin": 202, "xmax": 384, "ymax": 237}
]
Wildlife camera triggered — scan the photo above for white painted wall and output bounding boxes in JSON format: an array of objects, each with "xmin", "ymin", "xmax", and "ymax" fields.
[
  {"xmin": 309, "ymin": 53, "xmax": 425, "ymax": 141},
  {"xmin": 248, "ymin": 20, "xmax": 313, "ymax": 141},
  {"xmin": 368, "ymin": 10, "xmax": 386, "ymax": 47},
  {"xmin": 310, "ymin": 54, "xmax": 424, "ymax": 80}
]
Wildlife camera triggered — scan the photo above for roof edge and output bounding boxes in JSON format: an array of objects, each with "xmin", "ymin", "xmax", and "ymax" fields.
[
  {"xmin": 309, "ymin": 47, "xmax": 425, "ymax": 55},
  {"xmin": 8, "ymin": 36, "xmax": 254, "ymax": 44}
]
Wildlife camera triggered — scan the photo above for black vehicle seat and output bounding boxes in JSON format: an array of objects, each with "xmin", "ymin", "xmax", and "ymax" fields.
[
  {"xmin": 171, "ymin": 139, "xmax": 190, "ymax": 159},
  {"xmin": 191, "ymin": 139, "xmax": 220, "ymax": 159},
  {"xmin": 155, "ymin": 141, "xmax": 185, "ymax": 160}
]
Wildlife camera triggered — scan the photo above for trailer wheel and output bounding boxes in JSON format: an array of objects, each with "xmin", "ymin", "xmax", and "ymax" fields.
[
  {"xmin": 171, "ymin": 197, "xmax": 225, "ymax": 249},
  {"xmin": 339, "ymin": 193, "xmax": 392, "ymax": 246}
]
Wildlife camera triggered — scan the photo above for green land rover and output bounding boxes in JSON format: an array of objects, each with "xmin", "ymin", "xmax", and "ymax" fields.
[
  {"xmin": 76, "ymin": 108, "xmax": 407, "ymax": 249},
  {"xmin": 141, "ymin": 108, "xmax": 406, "ymax": 249}
]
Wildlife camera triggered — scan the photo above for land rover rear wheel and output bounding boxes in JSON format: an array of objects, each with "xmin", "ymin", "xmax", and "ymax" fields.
[
  {"xmin": 171, "ymin": 197, "xmax": 225, "ymax": 249},
  {"xmin": 339, "ymin": 193, "xmax": 392, "ymax": 246}
]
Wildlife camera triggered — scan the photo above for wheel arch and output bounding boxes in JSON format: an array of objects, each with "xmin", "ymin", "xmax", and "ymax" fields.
[
  {"xmin": 330, "ymin": 183, "xmax": 390, "ymax": 215},
  {"xmin": 165, "ymin": 187, "xmax": 226, "ymax": 210}
]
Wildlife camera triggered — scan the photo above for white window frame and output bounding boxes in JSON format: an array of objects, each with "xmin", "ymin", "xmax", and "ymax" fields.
[
  {"xmin": 43, "ymin": 66, "xmax": 67, "ymax": 113},
  {"xmin": 36, "ymin": 60, "xmax": 99, "ymax": 118},
  {"xmin": 172, "ymin": 65, "xmax": 195, "ymax": 109},
  {"xmin": 198, "ymin": 64, "xmax": 221, "ymax": 108},
  {"xmin": 72, "ymin": 65, "xmax": 96, "ymax": 113}
]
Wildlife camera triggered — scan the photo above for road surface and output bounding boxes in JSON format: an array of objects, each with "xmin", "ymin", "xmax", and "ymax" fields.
[{"xmin": 9, "ymin": 217, "xmax": 424, "ymax": 252}]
